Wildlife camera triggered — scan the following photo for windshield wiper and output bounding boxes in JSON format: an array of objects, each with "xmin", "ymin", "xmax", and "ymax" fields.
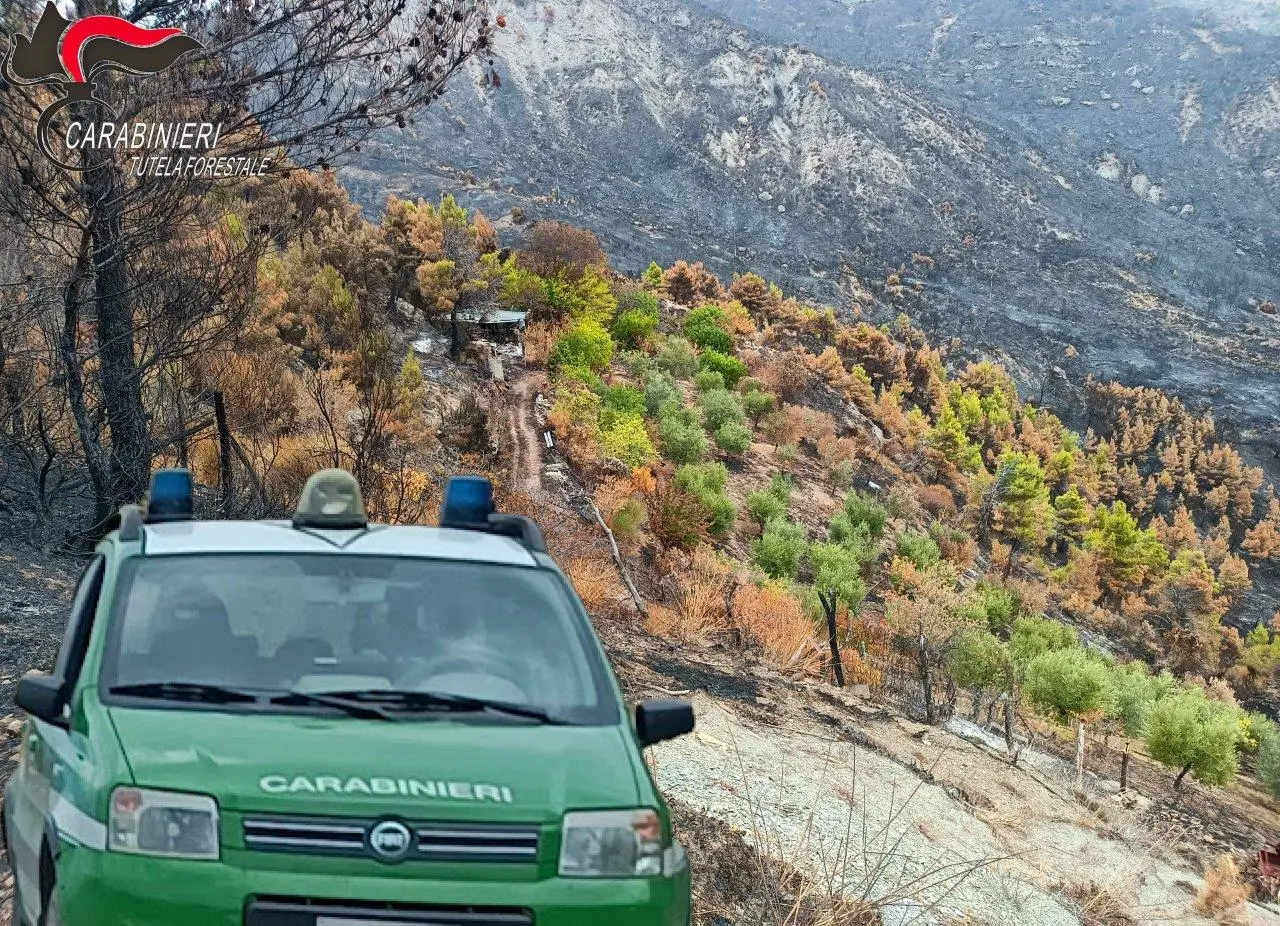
[
  {"xmin": 268, "ymin": 690, "xmax": 395, "ymax": 721},
  {"xmin": 311, "ymin": 689, "xmax": 568, "ymax": 725},
  {"xmin": 108, "ymin": 682, "xmax": 261, "ymax": 705}
]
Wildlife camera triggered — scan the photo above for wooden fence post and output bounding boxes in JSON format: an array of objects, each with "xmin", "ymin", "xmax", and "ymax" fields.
[{"xmin": 213, "ymin": 390, "xmax": 233, "ymax": 517}]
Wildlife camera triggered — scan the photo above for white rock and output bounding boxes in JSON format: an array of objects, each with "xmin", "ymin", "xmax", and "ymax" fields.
[
  {"xmin": 1131, "ymin": 78, "xmax": 1143, "ymax": 89},
  {"xmin": 1141, "ymin": 85, "xmax": 1155, "ymax": 94},
  {"xmin": 1100, "ymin": 90, "xmax": 1113, "ymax": 99},
  {"xmin": 1051, "ymin": 96, "xmax": 1071, "ymax": 106},
  {"xmin": 1126, "ymin": 64, "xmax": 1142, "ymax": 76},
  {"xmin": 1111, "ymin": 101, "xmax": 1122, "ymax": 110},
  {"xmin": 1180, "ymin": 203, "xmax": 1195, "ymax": 217},
  {"xmin": 758, "ymin": 191, "xmax": 773, "ymax": 201},
  {"xmin": 777, "ymin": 204, "xmax": 786, "ymax": 213},
  {"xmin": 1130, "ymin": 173, "xmax": 1151, "ymax": 196},
  {"xmin": 737, "ymin": 115, "xmax": 750, "ymax": 125},
  {"xmin": 1094, "ymin": 152, "xmax": 1124, "ymax": 182}
]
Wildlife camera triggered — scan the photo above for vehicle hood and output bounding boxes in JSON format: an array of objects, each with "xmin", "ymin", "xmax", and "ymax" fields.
[{"xmin": 107, "ymin": 707, "xmax": 642, "ymax": 821}]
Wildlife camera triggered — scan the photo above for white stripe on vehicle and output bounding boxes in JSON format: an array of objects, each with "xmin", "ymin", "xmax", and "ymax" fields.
[{"xmin": 51, "ymin": 794, "xmax": 107, "ymax": 850}]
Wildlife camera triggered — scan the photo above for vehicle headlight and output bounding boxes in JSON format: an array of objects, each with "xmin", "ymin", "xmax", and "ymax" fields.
[
  {"xmin": 559, "ymin": 809, "xmax": 668, "ymax": 877},
  {"xmin": 108, "ymin": 787, "xmax": 219, "ymax": 860}
]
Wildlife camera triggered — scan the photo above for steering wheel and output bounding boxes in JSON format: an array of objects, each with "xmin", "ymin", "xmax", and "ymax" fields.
[{"xmin": 398, "ymin": 649, "xmax": 529, "ymax": 698}]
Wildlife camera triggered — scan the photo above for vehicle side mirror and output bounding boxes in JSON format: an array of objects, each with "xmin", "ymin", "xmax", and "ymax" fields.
[
  {"xmin": 635, "ymin": 699, "xmax": 694, "ymax": 747},
  {"xmin": 16, "ymin": 674, "xmax": 67, "ymax": 726}
]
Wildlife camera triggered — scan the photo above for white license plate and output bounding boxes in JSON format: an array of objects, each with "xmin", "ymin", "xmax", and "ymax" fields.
[{"xmin": 316, "ymin": 919, "xmax": 423, "ymax": 926}]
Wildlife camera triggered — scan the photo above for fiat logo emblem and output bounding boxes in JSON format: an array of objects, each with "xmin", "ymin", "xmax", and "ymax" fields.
[{"xmin": 368, "ymin": 819, "xmax": 413, "ymax": 863}]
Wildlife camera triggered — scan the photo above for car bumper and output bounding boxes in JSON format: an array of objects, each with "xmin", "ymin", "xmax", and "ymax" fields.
[{"xmin": 55, "ymin": 844, "xmax": 691, "ymax": 926}]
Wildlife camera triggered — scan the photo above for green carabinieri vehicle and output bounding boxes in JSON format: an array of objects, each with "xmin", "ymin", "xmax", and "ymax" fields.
[{"xmin": 3, "ymin": 469, "xmax": 694, "ymax": 925}]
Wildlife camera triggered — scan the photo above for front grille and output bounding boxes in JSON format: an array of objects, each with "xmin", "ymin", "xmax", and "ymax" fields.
[
  {"xmin": 245, "ymin": 896, "xmax": 533, "ymax": 926},
  {"xmin": 242, "ymin": 815, "xmax": 540, "ymax": 864}
]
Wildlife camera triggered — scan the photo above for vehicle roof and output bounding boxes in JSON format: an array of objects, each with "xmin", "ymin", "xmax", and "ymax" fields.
[{"xmin": 133, "ymin": 521, "xmax": 538, "ymax": 567}]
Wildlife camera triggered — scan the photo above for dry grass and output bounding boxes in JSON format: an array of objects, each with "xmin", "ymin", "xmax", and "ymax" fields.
[
  {"xmin": 522, "ymin": 319, "xmax": 563, "ymax": 366},
  {"xmin": 1052, "ymin": 879, "xmax": 1137, "ymax": 926},
  {"xmin": 735, "ymin": 581, "xmax": 826, "ymax": 677},
  {"xmin": 696, "ymin": 741, "xmax": 1002, "ymax": 926},
  {"xmin": 672, "ymin": 798, "xmax": 879, "ymax": 926},
  {"xmin": 1193, "ymin": 855, "xmax": 1251, "ymax": 924},
  {"xmin": 564, "ymin": 553, "xmax": 626, "ymax": 617}
]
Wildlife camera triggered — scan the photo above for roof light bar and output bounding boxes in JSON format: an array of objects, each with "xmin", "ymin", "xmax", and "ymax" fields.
[
  {"xmin": 143, "ymin": 469, "xmax": 194, "ymax": 524},
  {"xmin": 293, "ymin": 469, "xmax": 367, "ymax": 530},
  {"xmin": 440, "ymin": 476, "xmax": 495, "ymax": 529},
  {"xmin": 439, "ymin": 476, "xmax": 547, "ymax": 552}
]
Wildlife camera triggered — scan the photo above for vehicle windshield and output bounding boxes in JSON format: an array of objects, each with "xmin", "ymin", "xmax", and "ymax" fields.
[{"xmin": 101, "ymin": 554, "xmax": 615, "ymax": 724}]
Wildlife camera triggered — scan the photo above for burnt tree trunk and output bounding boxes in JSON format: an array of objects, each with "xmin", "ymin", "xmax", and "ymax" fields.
[
  {"xmin": 1174, "ymin": 762, "xmax": 1193, "ymax": 789},
  {"xmin": 1074, "ymin": 719, "xmax": 1087, "ymax": 793},
  {"xmin": 61, "ymin": 234, "xmax": 113, "ymax": 536},
  {"xmin": 820, "ymin": 591, "xmax": 844, "ymax": 687},
  {"xmin": 917, "ymin": 627, "xmax": 935, "ymax": 725},
  {"xmin": 84, "ymin": 139, "xmax": 149, "ymax": 508},
  {"xmin": 213, "ymin": 391, "xmax": 234, "ymax": 517},
  {"xmin": 1003, "ymin": 696, "xmax": 1015, "ymax": 750},
  {"xmin": 1120, "ymin": 745, "xmax": 1130, "ymax": 792}
]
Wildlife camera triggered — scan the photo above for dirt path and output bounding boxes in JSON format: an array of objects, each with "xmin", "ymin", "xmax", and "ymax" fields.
[{"xmin": 506, "ymin": 371, "xmax": 546, "ymax": 497}]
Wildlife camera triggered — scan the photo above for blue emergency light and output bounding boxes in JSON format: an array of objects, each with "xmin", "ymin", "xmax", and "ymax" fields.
[
  {"xmin": 440, "ymin": 475, "xmax": 495, "ymax": 529},
  {"xmin": 144, "ymin": 468, "xmax": 194, "ymax": 523}
]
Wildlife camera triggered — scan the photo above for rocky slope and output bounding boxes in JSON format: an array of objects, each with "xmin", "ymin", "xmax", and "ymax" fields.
[{"xmin": 344, "ymin": 0, "xmax": 1280, "ymax": 477}]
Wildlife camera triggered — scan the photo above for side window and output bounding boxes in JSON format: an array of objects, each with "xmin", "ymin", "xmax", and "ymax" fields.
[{"xmin": 53, "ymin": 555, "xmax": 106, "ymax": 683}]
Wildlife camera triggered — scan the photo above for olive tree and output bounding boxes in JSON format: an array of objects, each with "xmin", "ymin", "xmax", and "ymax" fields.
[
  {"xmin": 1023, "ymin": 647, "xmax": 1116, "ymax": 792},
  {"xmin": 1144, "ymin": 688, "xmax": 1241, "ymax": 790}
]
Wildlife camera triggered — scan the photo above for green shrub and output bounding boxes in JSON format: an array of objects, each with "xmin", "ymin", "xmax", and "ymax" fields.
[
  {"xmin": 809, "ymin": 541, "xmax": 868, "ymax": 610},
  {"xmin": 550, "ymin": 318, "xmax": 614, "ymax": 372},
  {"xmin": 776, "ymin": 443, "xmax": 799, "ymax": 464},
  {"xmin": 600, "ymin": 413, "xmax": 657, "ymax": 466},
  {"xmin": 607, "ymin": 500, "xmax": 644, "ymax": 544},
  {"xmin": 1259, "ymin": 729, "xmax": 1280, "ymax": 799},
  {"xmin": 601, "ymin": 384, "xmax": 646, "ymax": 419},
  {"xmin": 655, "ymin": 336, "xmax": 700, "ymax": 379},
  {"xmin": 766, "ymin": 472, "xmax": 794, "ymax": 504},
  {"xmin": 742, "ymin": 389, "xmax": 777, "ymax": 423},
  {"xmin": 827, "ymin": 460, "xmax": 855, "ymax": 491},
  {"xmin": 746, "ymin": 474, "xmax": 797, "ymax": 526},
  {"xmin": 683, "ymin": 304, "xmax": 734, "ymax": 353},
  {"xmin": 558, "ymin": 364, "xmax": 603, "ymax": 391},
  {"xmin": 695, "ymin": 369, "xmax": 726, "ymax": 392},
  {"xmin": 617, "ymin": 286, "xmax": 661, "ymax": 318},
  {"xmin": 829, "ymin": 491, "xmax": 888, "ymax": 546},
  {"xmin": 714, "ymin": 421, "xmax": 753, "ymax": 457},
  {"xmin": 658, "ymin": 404, "xmax": 708, "ymax": 464},
  {"xmin": 738, "ymin": 377, "xmax": 766, "ymax": 395},
  {"xmin": 613, "ymin": 309, "xmax": 659, "ymax": 349},
  {"xmin": 752, "ymin": 519, "xmax": 808, "ymax": 580},
  {"xmin": 622, "ymin": 350, "xmax": 657, "ymax": 380},
  {"xmin": 674, "ymin": 463, "xmax": 736, "ymax": 537},
  {"xmin": 1112, "ymin": 662, "xmax": 1177, "ymax": 740},
  {"xmin": 699, "ymin": 349, "xmax": 748, "ymax": 389},
  {"xmin": 642, "ymin": 371, "xmax": 681, "ymax": 417},
  {"xmin": 698, "ymin": 389, "xmax": 746, "ymax": 433},
  {"xmin": 746, "ymin": 489, "xmax": 787, "ymax": 526},
  {"xmin": 895, "ymin": 530, "xmax": 941, "ymax": 569},
  {"xmin": 955, "ymin": 581, "xmax": 1022, "ymax": 635},
  {"xmin": 1009, "ymin": 615, "xmax": 1078, "ymax": 670},
  {"xmin": 948, "ymin": 629, "xmax": 1010, "ymax": 693}
]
